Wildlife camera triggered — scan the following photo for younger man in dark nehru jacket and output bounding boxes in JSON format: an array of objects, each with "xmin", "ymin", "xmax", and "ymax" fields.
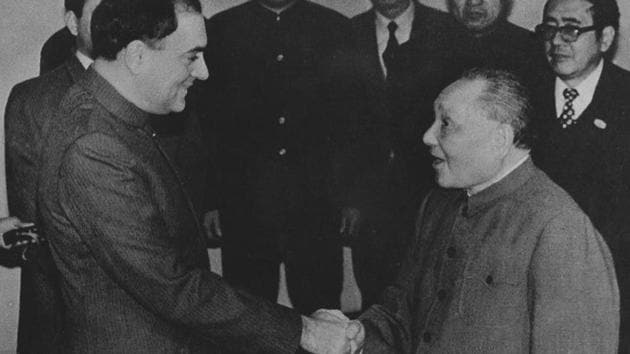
[
  {"xmin": 37, "ymin": 0, "xmax": 361, "ymax": 352},
  {"xmin": 531, "ymin": 0, "xmax": 630, "ymax": 351},
  {"xmin": 198, "ymin": 0, "xmax": 355, "ymax": 314}
]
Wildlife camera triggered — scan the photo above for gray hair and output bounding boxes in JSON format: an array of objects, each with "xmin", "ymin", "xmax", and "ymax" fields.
[{"xmin": 461, "ymin": 68, "xmax": 533, "ymax": 149}]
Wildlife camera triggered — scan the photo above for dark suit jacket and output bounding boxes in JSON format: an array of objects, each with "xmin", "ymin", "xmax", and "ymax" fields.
[
  {"xmin": 531, "ymin": 60, "xmax": 630, "ymax": 352},
  {"xmin": 200, "ymin": 0, "xmax": 354, "ymax": 258},
  {"xmin": 339, "ymin": 3, "xmax": 454, "ymax": 229},
  {"xmin": 4, "ymin": 56, "xmax": 84, "ymax": 353},
  {"xmin": 40, "ymin": 28, "xmax": 75, "ymax": 75},
  {"xmin": 38, "ymin": 68, "xmax": 302, "ymax": 353}
]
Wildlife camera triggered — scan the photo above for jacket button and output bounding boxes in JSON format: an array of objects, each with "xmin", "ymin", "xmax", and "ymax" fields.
[
  {"xmin": 278, "ymin": 116, "xmax": 286, "ymax": 125},
  {"xmin": 276, "ymin": 54, "xmax": 284, "ymax": 62},
  {"xmin": 278, "ymin": 148, "xmax": 287, "ymax": 156},
  {"xmin": 485, "ymin": 275, "xmax": 493, "ymax": 285},
  {"xmin": 423, "ymin": 332, "xmax": 432, "ymax": 343}
]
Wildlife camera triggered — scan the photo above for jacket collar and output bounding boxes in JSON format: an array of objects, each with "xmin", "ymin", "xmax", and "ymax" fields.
[
  {"xmin": 465, "ymin": 157, "xmax": 536, "ymax": 217},
  {"xmin": 80, "ymin": 67, "xmax": 150, "ymax": 129}
]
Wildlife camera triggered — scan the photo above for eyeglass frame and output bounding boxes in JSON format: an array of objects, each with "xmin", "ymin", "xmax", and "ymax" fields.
[{"xmin": 534, "ymin": 23, "xmax": 601, "ymax": 43}]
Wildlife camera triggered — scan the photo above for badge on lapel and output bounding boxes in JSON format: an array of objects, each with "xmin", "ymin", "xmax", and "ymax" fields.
[{"xmin": 593, "ymin": 118, "xmax": 607, "ymax": 130}]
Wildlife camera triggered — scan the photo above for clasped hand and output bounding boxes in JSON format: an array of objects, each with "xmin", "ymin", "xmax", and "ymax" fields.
[{"xmin": 301, "ymin": 309, "xmax": 365, "ymax": 354}]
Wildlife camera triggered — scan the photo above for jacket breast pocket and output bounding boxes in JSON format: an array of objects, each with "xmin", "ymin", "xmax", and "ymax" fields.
[{"xmin": 456, "ymin": 260, "xmax": 525, "ymax": 328}]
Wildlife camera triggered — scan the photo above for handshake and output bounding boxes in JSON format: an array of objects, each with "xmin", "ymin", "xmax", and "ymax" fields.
[{"xmin": 300, "ymin": 309, "xmax": 365, "ymax": 354}]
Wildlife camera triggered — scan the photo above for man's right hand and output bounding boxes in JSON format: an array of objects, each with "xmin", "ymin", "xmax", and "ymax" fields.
[{"xmin": 300, "ymin": 310, "xmax": 365, "ymax": 353}]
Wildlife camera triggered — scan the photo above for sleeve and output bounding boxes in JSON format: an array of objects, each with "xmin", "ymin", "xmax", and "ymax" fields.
[
  {"xmin": 58, "ymin": 134, "xmax": 302, "ymax": 353},
  {"xmin": 530, "ymin": 211, "xmax": 619, "ymax": 353},
  {"xmin": 4, "ymin": 84, "xmax": 39, "ymax": 223},
  {"xmin": 358, "ymin": 194, "xmax": 433, "ymax": 353}
]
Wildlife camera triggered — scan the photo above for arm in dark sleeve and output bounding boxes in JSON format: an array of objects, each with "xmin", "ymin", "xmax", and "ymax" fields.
[
  {"xmin": 4, "ymin": 84, "xmax": 39, "ymax": 223},
  {"xmin": 58, "ymin": 134, "xmax": 302, "ymax": 353}
]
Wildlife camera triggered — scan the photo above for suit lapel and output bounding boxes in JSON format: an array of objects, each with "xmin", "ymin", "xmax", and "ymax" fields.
[{"xmin": 356, "ymin": 11, "xmax": 386, "ymax": 89}]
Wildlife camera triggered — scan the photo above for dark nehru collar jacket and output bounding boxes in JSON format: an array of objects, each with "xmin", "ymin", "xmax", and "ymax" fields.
[{"xmin": 38, "ymin": 68, "xmax": 302, "ymax": 353}]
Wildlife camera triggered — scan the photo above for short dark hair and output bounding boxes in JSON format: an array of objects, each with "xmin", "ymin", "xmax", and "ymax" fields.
[
  {"xmin": 65, "ymin": 0, "xmax": 86, "ymax": 18},
  {"xmin": 461, "ymin": 68, "xmax": 533, "ymax": 149},
  {"xmin": 587, "ymin": 0, "xmax": 620, "ymax": 33},
  {"xmin": 91, "ymin": 0, "xmax": 202, "ymax": 60},
  {"xmin": 543, "ymin": 0, "xmax": 619, "ymax": 32}
]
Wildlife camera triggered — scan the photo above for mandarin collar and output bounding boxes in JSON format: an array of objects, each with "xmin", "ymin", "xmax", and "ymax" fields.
[
  {"xmin": 464, "ymin": 157, "xmax": 536, "ymax": 217},
  {"xmin": 80, "ymin": 67, "xmax": 150, "ymax": 129}
]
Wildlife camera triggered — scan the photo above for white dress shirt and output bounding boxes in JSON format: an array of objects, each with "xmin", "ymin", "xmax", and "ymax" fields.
[
  {"xmin": 374, "ymin": 1, "xmax": 415, "ymax": 77},
  {"xmin": 554, "ymin": 59, "xmax": 603, "ymax": 120}
]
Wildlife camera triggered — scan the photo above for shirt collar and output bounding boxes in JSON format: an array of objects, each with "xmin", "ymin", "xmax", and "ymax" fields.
[
  {"xmin": 256, "ymin": 0, "xmax": 300, "ymax": 15},
  {"xmin": 375, "ymin": 0, "xmax": 415, "ymax": 45},
  {"xmin": 75, "ymin": 50, "xmax": 93, "ymax": 70},
  {"xmin": 464, "ymin": 156, "xmax": 535, "ymax": 216},
  {"xmin": 81, "ymin": 67, "xmax": 150, "ymax": 129},
  {"xmin": 554, "ymin": 59, "xmax": 603, "ymax": 116}
]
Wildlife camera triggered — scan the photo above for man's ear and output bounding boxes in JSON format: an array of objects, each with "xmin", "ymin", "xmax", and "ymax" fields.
[
  {"xmin": 64, "ymin": 11, "xmax": 79, "ymax": 36},
  {"xmin": 123, "ymin": 40, "xmax": 149, "ymax": 75},
  {"xmin": 599, "ymin": 25, "xmax": 616, "ymax": 53},
  {"xmin": 494, "ymin": 123, "xmax": 514, "ymax": 156}
]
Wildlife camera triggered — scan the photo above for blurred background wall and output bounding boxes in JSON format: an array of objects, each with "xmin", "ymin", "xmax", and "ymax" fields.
[{"xmin": 1, "ymin": 0, "xmax": 629, "ymax": 350}]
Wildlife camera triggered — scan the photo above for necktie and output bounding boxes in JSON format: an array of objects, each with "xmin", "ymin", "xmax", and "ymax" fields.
[
  {"xmin": 559, "ymin": 88, "xmax": 579, "ymax": 128},
  {"xmin": 383, "ymin": 21, "xmax": 399, "ymax": 77}
]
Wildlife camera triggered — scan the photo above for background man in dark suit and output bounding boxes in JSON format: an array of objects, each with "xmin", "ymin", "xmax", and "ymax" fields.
[
  {"xmin": 198, "ymin": 0, "xmax": 355, "ymax": 314},
  {"xmin": 339, "ymin": 0, "xmax": 453, "ymax": 309},
  {"xmin": 37, "ymin": 0, "xmax": 359, "ymax": 352},
  {"xmin": 39, "ymin": 0, "xmax": 87, "ymax": 75},
  {"xmin": 531, "ymin": 0, "xmax": 630, "ymax": 351},
  {"xmin": 4, "ymin": 0, "xmax": 100, "ymax": 351}
]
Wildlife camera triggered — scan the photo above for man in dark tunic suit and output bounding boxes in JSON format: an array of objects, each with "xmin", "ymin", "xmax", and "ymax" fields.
[
  {"xmin": 531, "ymin": 0, "xmax": 630, "ymax": 351},
  {"xmin": 199, "ymin": 0, "xmax": 354, "ymax": 314},
  {"xmin": 443, "ymin": 0, "xmax": 543, "ymax": 82}
]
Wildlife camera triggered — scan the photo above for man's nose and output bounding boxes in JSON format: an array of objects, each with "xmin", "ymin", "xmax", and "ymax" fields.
[
  {"xmin": 192, "ymin": 54, "xmax": 209, "ymax": 81},
  {"xmin": 422, "ymin": 121, "xmax": 438, "ymax": 147}
]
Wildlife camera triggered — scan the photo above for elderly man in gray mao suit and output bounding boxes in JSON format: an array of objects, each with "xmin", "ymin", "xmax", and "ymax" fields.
[{"xmin": 315, "ymin": 68, "xmax": 619, "ymax": 353}]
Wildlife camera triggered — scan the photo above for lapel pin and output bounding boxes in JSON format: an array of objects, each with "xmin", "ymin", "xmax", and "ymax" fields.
[{"xmin": 593, "ymin": 119, "xmax": 607, "ymax": 129}]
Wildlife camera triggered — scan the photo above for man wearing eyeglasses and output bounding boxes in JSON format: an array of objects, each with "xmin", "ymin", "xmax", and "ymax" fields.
[{"xmin": 531, "ymin": 0, "xmax": 630, "ymax": 351}]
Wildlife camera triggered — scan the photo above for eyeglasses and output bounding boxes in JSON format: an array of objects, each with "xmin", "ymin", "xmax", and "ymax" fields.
[{"xmin": 535, "ymin": 24, "xmax": 600, "ymax": 43}]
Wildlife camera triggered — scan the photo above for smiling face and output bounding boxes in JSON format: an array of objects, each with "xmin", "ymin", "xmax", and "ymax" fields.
[
  {"xmin": 422, "ymin": 79, "xmax": 505, "ymax": 190},
  {"xmin": 542, "ymin": 0, "xmax": 613, "ymax": 86},
  {"xmin": 137, "ymin": 11, "xmax": 209, "ymax": 114},
  {"xmin": 448, "ymin": 0, "xmax": 505, "ymax": 33}
]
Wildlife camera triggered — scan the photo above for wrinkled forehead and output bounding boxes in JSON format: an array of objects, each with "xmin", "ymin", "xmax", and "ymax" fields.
[{"xmin": 437, "ymin": 79, "xmax": 485, "ymax": 111}]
